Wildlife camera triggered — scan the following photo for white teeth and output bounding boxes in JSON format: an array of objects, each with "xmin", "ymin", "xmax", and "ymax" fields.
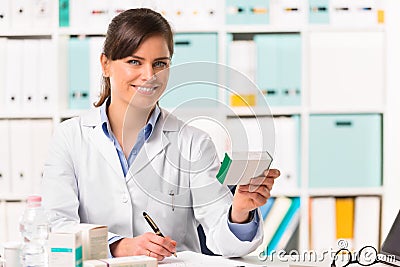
[{"xmin": 137, "ymin": 86, "xmax": 156, "ymax": 92}]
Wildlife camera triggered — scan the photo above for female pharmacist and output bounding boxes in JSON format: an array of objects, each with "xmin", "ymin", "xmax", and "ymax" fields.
[{"xmin": 42, "ymin": 8, "xmax": 280, "ymax": 261}]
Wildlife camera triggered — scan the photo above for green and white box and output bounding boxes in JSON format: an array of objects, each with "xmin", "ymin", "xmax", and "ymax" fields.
[{"xmin": 49, "ymin": 229, "xmax": 83, "ymax": 267}]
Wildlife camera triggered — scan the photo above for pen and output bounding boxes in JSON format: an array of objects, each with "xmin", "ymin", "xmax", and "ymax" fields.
[{"xmin": 143, "ymin": 212, "xmax": 177, "ymax": 257}]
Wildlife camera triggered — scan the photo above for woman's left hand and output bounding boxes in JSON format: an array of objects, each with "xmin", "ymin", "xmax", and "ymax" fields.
[{"xmin": 231, "ymin": 169, "xmax": 280, "ymax": 223}]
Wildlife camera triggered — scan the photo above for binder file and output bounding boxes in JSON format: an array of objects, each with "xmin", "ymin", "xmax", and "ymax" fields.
[
  {"xmin": 0, "ymin": 38, "xmax": 6, "ymax": 111},
  {"xmin": 309, "ymin": 32, "xmax": 384, "ymax": 109},
  {"xmin": 0, "ymin": 0, "xmax": 10, "ymax": 31},
  {"xmin": 255, "ymin": 34, "xmax": 301, "ymax": 107},
  {"xmin": 5, "ymin": 39, "xmax": 23, "ymax": 112},
  {"xmin": 309, "ymin": 0, "xmax": 330, "ymax": 24},
  {"xmin": 38, "ymin": 39, "xmax": 56, "ymax": 111},
  {"xmin": 270, "ymin": 0, "xmax": 306, "ymax": 26},
  {"xmin": 0, "ymin": 201, "xmax": 6, "ymax": 243},
  {"xmin": 0, "ymin": 120, "xmax": 11, "ymax": 195},
  {"xmin": 269, "ymin": 116, "xmax": 300, "ymax": 194},
  {"xmin": 32, "ymin": 0, "xmax": 53, "ymax": 30},
  {"xmin": 309, "ymin": 114, "xmax": 382, "ymax": 188},
  {"xmin": 68, "ymin": 37, "xmax": 90, "ymax": 110},
  {"xmin": 86, "ymin": 0, "xmax": 110, "ymax": 31},
  {"xmin": 9, "ymin": 120, "xmax": 33, "ymax": 195},
  {"xmin": 226, "ymin": 0, "xmax": 270, "ymax": 25},
  {"xmin": 10, "ymin": 0, "xmax": 33, "ymax": 29},
  {"xmin": 268, "ymin": 197, "xmax": 300, "ymax": 251},
  {"xmin": 22, "ymin": 39, "xmax": 40, "ymax": 111},
  {"xmin": 89, "ymin": 37, "xmax": 106, "ymax": 107},
  {"xmin": 5, "ymin": 201, "xmax": 25, "ymax": 242},
  {"xmin": 59, "ymin": 0, "xmax": 69, "ymax": 27},
  {"xmin": 330, "ymin": 0, "xmax": 352, "ymax": 26},
  {"xmin": 310, "ymin": 197, "xmax": 336, "ymax": 252},
  {"xmin": 31, "ymin": 120, "xmax": 53, "ymax": 194},
  {"xmin": 336, "ymin": 197, "xmax": 354, "ymax": 248},
  {"xmin": 160, "ymin": 33, "xmax": 218, "ymax": 108},
  {"xmin": 228, "ymin": 40, "xmax": 257, "ymax": 107},
  {"xmin": 353, "ymin": 196, "xmax": 380, "ymax": 250}
]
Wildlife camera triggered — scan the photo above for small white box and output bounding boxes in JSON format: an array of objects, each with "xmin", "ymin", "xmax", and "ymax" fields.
[
  {"xmin": 83, "ymin": 255, "xmax": 157, "ymax": 267},
  {"xmin": 77, "ymin": 224, "xmax": 108, "ymax": 261},
  {"xmin": 49, "ymin": 229, "xmax": 83, "ymax": 267}
]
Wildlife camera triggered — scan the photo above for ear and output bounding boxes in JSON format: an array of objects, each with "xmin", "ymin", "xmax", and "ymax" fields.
[{"xmin": 100, "ymin": 53, "xmax": 111, "ymax": 77}]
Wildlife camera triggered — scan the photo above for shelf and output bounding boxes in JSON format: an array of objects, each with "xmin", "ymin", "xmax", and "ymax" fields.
[
  {"xmin": 0, "ymin": 30, "xmax": 53, "ymax": 37},
  {"xmin": 308, "ymin": 187, "xmax": 384, "ymax": 197},
  {"xmin": 57, "ymin": 28, "xmax": 107, "ymax": 36},
  {"xmin": 0, "ymin": 113, "xmax": 54, "ymax": 119},
  {"xmin": 307, "ymin": 107, "xmax": 385, "ymax": 114},
  {"xmin": 225, "ymin": 25, "xmax": 302, "ymax": 33}
]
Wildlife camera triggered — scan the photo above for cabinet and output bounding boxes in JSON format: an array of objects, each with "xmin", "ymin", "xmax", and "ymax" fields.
[{"xmin": 0, "ymin": 0, "xmax": 399, "ymax": 257}]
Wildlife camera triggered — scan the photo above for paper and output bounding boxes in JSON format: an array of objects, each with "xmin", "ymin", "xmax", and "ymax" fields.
[
  {"xmin": 217, "ymin": 151, "xmax": 272, "ymax": 185},
  {"xmin": 159, "ymin": 251, "xmax": 260, "ymax": 267}
]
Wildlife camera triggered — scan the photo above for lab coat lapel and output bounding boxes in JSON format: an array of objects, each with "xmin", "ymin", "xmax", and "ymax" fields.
[
  {"xmin": 89, "ymin": 126, "xmax": 124, "ymax": 178},
  {"xmin": 82, "ymin": 108, "xmax": 124, "ymax": 178},
  {"xmin": 128, "ymin": 109, "xmax": 179, "ymax": 177}
]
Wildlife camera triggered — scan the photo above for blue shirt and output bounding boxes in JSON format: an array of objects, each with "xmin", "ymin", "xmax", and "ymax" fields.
[{"xmin": 99, "ymin": 99, "xmax": 259, "ymax": 255}]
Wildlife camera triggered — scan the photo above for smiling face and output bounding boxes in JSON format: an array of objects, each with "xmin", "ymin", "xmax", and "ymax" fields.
[{"xmin": 101, "ymin": 34, "xmax": 171, "ymax": 111}]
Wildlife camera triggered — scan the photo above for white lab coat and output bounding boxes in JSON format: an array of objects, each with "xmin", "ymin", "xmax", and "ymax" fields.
[{"xmin": 42, "ymin": 107, "xmax": 263, "ymax": 257}]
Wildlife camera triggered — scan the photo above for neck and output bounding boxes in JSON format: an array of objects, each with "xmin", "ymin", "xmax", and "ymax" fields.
[{"xmin": 107, "ymin": 100, "xmax": 155, "ymax": 147}]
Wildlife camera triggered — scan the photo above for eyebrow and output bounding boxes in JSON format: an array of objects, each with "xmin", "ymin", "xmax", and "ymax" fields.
[{"xmin": 131, "ymin": 55, "xmax": 171, "ymax": 61}]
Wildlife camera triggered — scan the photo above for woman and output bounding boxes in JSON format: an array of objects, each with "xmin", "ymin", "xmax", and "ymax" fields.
[{"xmin": 42, "ymin": 8, "xmax": 279, "ymax": 260}]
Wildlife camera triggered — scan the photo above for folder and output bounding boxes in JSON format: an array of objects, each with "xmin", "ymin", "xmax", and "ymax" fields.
[
  {"xmin": 59, "ymin": 0, "xmax": 69, "ymax": 27},
  {"xmin": 330, "ymin": 0, "xmax": 352, "ymax": 26},
  {"xmin": 5, "ymin": 201, "xmax": 25, "ymax": 242},
  {"xmin": 0, "ymin": 38, "xmax": 6, "ymax": 111},
  {"xmin": 32, "ymin": 0, "xmax": 53, "ymax": 30},
  {"xmin": 38, "ymin": 39, "xmax": 56, "ymax": 111},
  {"xmin": 257, "ymin": 196, "xmax": 292, "ymax": 255},
  {"xmin": 31, "ymin": 120, "xmax": 53, "ymax": 194},
  {"xmin": 310, "ymin": 197, "xmax": 336, "ymax": 253},
  {"xmin": 0, "ymin": 0, "xmax": 11, "ymax": 31},
  {"xmin": 336, "ymin": 197, "xmax": 354, "ymax": 249},
  {"xmin": 10, "ymin": 0, "xmax": 32, "ymax": 29},
  {"xmin": 0, "ymin": 120, "xmax": 11, "ymax": 195},
  {"xmin": 86, "ymin": 0, "xmax": 110, "ymax": 31},
  {"xmin": 228, "ymin": 40, "xmax": 257, "ymax": 107},
  {"xmin": 269, "ymin": 116, "xmax": 299, "ymax": 194},
  {"xmin": 5, "ymin": 39, "xmax": 23, "ymax": 112},
  {"xmin": 0, "ymin": 201, "xmax": 6, "ymax": 243},
  {"xmin": 9, "ymin": 120, "xmax": 33, "ymax": 196},
  {"xmin": 309, "ymin": 32, "xmax": 384, "ymax": 109},
  {"xmin": 353, "ymin": 196, "xmax": 380, "ymax": 250},
  {"xmin": 259, "ymin": 197, "xmax": 275, "ymax": 220},
  {"xmin": 68, "ymin": 37, "xmax": 90, "ymax": 110},
  {"xmin": 268, "ymin": 197, "xmax": 300, "ymax": 251},
  {"xmin": 89, "ymin": 37, "xmax": 106, "ymax": 107},
  {"xmin": 22, "ymin": 39, "xmax": 40, "ymax": 111},
  {"xmin": 309, "ymin": 0, "xmax": 330, "ymax": 24},
  {"xmin": 270, "ymin": 0, "xmax": 305, "ymax": 26}
]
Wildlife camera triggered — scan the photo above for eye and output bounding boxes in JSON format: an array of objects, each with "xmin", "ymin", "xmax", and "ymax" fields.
[
  {"xmin": 153, "ymin": 61, "xmax": 168, "ymax": 69},
  {"xmin": 127, "ymin": 59, "xmax": 140, "ymax": 66}
]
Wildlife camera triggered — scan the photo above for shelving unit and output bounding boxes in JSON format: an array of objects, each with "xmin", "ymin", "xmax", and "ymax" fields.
[{"xmin": 1, "ymin": 0, "xmax": 399, "ymax": 256}]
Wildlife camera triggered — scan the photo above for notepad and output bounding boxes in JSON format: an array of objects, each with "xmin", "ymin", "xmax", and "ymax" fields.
[{"xmin": 217, "ymin": 151, "xmax": 273, "ymax": 185}]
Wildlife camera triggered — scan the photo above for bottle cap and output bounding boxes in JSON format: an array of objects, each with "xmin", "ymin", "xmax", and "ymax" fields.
[{"xmin": 27, "ymin": 195, "xmax": 42, "ymax": 203}]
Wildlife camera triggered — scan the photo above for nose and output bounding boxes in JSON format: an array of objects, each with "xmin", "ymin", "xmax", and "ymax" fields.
[{"xmin": 141, "ymin": 63, "xmax": 155, "ymax": 83}]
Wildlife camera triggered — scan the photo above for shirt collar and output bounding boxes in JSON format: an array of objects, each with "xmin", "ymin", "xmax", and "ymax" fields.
[{"xmin": 100, "ymin": 98, "xmax": 161, "ymax": 142}]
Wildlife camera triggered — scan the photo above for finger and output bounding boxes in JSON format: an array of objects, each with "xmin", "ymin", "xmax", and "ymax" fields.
[
  {"xmin": 147, "ymin": 250, "xmax": 165, "ymax": 261},
  {"xmin": 148, "ymin": 235, "xmax": 176, "ymax": 256},
  {"xmin": 241, "ymin": 190, "xmax": 270, "ymax": 207},
  {"xmin": 239, "ymin": 185, "xmax": 271, "ymax": 200},
  {"xmin": 264, "ymin": 168, "xmax": 280, "ymax": 178},
  {"xmin": 249, "ymin": 177, "xmax": 274, "ymax": 186}
]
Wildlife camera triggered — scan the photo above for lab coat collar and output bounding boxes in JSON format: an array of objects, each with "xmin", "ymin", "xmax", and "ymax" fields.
[{"xmin": 80, "ymin": 107, "xmax": 181, "ymax": 178}]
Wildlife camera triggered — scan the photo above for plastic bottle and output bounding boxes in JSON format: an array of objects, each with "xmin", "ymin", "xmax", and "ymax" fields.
[{"xmin": 19, "ymin": 195, "xmax": 50, "ymax": 267}]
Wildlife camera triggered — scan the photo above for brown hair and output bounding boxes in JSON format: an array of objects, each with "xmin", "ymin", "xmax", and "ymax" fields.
[{"xmin": 94, "ymin": 8, "xmax": 174, "ymax": 107}]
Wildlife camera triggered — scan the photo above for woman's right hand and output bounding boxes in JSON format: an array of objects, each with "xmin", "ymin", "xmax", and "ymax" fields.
[{"xmin": 109, "ymin": 233, "xmax": 177, "ymax": 261}]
